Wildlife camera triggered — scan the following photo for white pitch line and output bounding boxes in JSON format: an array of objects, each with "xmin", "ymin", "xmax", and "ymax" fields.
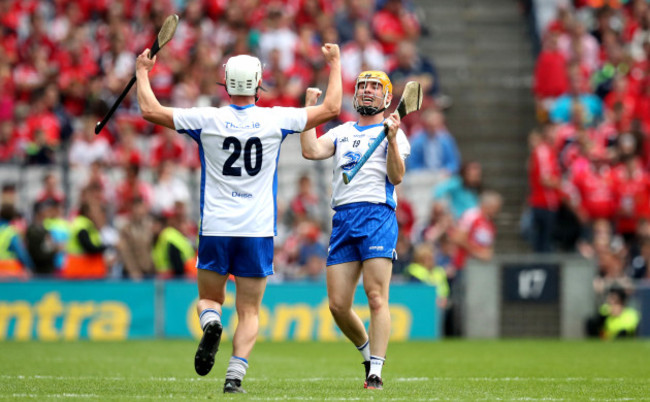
[{"xmin": 1, "ymin": 375, "xmax": 648, "ymax": 383}]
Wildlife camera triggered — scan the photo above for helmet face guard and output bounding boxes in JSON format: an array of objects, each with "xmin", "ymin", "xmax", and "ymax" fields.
[
  {"xmin": 353, "ymin": 71, "xmax": 392, "ymax": 116},
  {"xmin": 224, "ymin": 55, "xmax": 263, "ymax": 99}
]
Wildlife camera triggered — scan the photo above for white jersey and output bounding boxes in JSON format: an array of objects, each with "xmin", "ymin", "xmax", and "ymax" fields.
[
  {"xmin": 323, "ymin": 121, "xmax": 410, "ymax": 209},
  {"xmin": 173, "ymin": 104, "xmax": 307, "ymax": 236}
]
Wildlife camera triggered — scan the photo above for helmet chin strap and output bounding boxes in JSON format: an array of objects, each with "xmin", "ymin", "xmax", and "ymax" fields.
[{"xmin": 357, "ymin": 106, "xmax": 386, "ymax": 116}]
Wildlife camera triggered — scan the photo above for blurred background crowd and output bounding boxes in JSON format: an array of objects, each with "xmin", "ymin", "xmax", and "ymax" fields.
[{"xmin": 0, "ymin": 0, "xmax": 648, "ymax": 338}]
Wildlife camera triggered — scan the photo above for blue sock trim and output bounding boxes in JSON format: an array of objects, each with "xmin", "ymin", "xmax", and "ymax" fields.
[
  {"xmin": 370, "ymin": 355, "xmax": 385, "ymax": 362},
  {"xmin": 356, "ymin": 340, "xmax": 369, "ymax": 350},
  {"xmin": 232, "ymin": 355, "xmax": 248, "ymax": 364},
  {"xmin": 199, "ymin": 309, "xmax": 221, "ymax": 319}
]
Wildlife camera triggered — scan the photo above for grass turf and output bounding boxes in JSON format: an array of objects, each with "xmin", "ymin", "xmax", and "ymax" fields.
[{"xmin": 0, "ymin": 340, "xmax": 649, "ymax": 400}]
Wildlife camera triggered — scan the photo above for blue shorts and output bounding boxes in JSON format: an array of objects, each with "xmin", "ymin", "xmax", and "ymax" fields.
[
  {"xmin": 197, "ymin": 236, "xmax": 274, "ymax": 277},
  {"xmin": 326, "ymin": 202, "xmax": 398, "ymax": 266}
]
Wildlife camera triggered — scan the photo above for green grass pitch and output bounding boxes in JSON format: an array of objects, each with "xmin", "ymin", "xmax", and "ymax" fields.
[{"xmin": 1, "ymin": 340, "xmax": 649, "ymax": 400}]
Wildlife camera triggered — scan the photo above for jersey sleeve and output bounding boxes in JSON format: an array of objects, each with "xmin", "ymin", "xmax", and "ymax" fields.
[
  {"xmin": 271, "ymin": 107, "xmax": 308, "ymax": 134},
  {"xmin": 173, "ymin": 107, "xmax": 212, "ymax": 139},
  {"xmin": 396, "ymin": 129, "xmax": 411, "ymax": 160}
]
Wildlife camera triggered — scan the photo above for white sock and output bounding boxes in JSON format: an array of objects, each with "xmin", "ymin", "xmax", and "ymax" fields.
[
  {"xmin": 356, "ymin": 339, "xmax": 370, "ymax": 362},
  {"xmin": 226, "ymin": 356, "xmax": 248, "ymax": 381},
  {"xmin": 369, "ymin": 355, "xmax": 385, "ymax": 378},
  {"xmin": 199, "ymin": 308, "xmax": 221, "ymax": 331}
]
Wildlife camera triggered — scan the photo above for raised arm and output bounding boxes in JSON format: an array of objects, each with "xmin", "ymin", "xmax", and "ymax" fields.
[
  {"xmin": 304, "ymin": 43, "xmax": 342, "ymax": 132},
  {"xmin": 301, "ymin": 87, "xmax": 335, "ymax": 160},
  {"xmin": 136, "ymin": 49, "xmax": 175, "ymax": 129},
  {"xmin": 385, "ymin": 112, "xmax": 406, "ymax": 185}
]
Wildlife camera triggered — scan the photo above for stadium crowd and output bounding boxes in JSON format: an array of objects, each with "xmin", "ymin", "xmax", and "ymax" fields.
[
  {"xmin": 0, "ymin": 0, "xmax": 465, "ymax": 288},
  {"xmin": 1, "ymin": 0, "xmax": 641, "ymax": 338},
  {"xmin": 529, "ymin": 0, "xmax": 648, "ymax": 336}
]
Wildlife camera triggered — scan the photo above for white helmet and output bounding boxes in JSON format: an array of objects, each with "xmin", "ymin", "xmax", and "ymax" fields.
[{"xmin": 224, "ymin": 55, "xmax": 262, "ymax": 97}]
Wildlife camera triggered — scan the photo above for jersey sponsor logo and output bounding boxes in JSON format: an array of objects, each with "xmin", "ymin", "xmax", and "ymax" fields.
[
  {"xmin": 232, "ymin": 191, "xmax": 253, "ymax": 198},
  {"xmin": 341, "ymin": 151, "xmax": 361, "ymax": 171},
  {"xmin": 225, "ymin": 121, "xmax": 261, "ymax": 130},
  {"xmin": 340, "ymin": 137, "xmax": 349, "ymax": 143},
  {"xmin": 369, "ymin": 246, "xmax": 384, "ymax": 251}
]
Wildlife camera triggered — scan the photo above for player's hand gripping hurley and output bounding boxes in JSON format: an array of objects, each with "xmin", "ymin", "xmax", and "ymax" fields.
[
  {"xmin": 342, "ymin": 81, "xmax": 423, "ymax": 184},
  {"xmin": 94, "ymin": 14, "xmax": 179, "ymax": 134}
]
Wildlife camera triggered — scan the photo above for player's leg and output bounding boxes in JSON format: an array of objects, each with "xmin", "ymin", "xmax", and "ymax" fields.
[
  {"xmin": 361, "ymin": 257, "xmax": 392, "ymax": 389},
  {"xmin": 326, "ymin": 261, "xmax": 371, "ymax": 370},
  {"xmin": 223, "ymin": 275, "xmax": 267, "ymax": 393},
  {"xmin": 194, "ymin": 268, "xmax": 229, "ymax": 376},
  {"xmin": 223, "ymin": 236, "xmax": 273, "ymax": 394}
]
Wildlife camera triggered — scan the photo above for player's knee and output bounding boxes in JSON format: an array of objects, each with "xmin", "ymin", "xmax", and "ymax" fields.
[
  {"xmin": 328, "ymin": 300, "xmax": 350, "ymax": 318},
  {"xmin": 366, "ymin": 291, "xmax": 386, "ymax": 312}
]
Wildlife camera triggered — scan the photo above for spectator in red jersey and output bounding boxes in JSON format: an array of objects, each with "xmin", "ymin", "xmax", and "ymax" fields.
[
  {"xmin": 115, "ymin": 163, "xmax": 153, "ymax": 217},
  {"xmin": 35, "ymin": 172, "xmax": 65, "ymax": 205},
  {"xmin": 23, "ymin": 88, "xmax": 62, "ymax": 148},
  {"xmin": 603, "ymin": 75, "xmax": 636, "ymax": 124},
  {"xmin": 295, "ymin": 0, "xmax": 333, "ymax": 30},
  {"xmin": 150, "ymin": 128, "xmax": 186, "ymax": 168},
  {"xmin": 545, "ymin": 4, "xmax": 573, "ymax": 35},
  {"xmin": 285, "ymin": 173, "xmax": 319, "ymax": 227},
  {"xmin": 112, "ymin": 122, "xmax": 143, "ymax": 169},
  {"xmin": 611, "ymin": 133, "xmax": 649, "ymax": 243},
  {"xmin": 451, "ymin": 190, "xmax": 503, "ymax": 270},
  {"xmin": 534, "ymin": 31, "xmax": 569, "ymax": 115},
  {"xmin": 568, "ymin": 145, "xmax": 616, "ymax": 239},
  {"xmin": 371, "ymin": 0, "xmax": 420, "ymax": 55},
  {"xmin": 528, "ymin": 124, "xmax": 562, "ymax": 253},
  {"xmin": 622, "ymin": 0, "xmax": 649, "ymax": 44},
  {"xmin": 395, "ymin": 187, "xmax": 415, "ymax": 239}
]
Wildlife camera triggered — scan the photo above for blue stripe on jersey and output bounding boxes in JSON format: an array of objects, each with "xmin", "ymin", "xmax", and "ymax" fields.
[
  {"xmin": 385, "ymin": 176, "xmax": 396, "ymax": 209},
  {"xmin": 280, "ymin": 128, "xmax": 297, "ymax": 142},
  {"xmin": 229, "ymin": 104, "xmax": 255, "ymax": 110},
  {"xmin": 178, "ymin": 128, "xmax": 205, "ymax": 234},
  {"xmin": 198, "ymin": 140, "xmax": 207, "ymax": 234},
  {"xmin": 354, "ymin": 122, "xmax": 384, "ymax": 132},
  {"xmin": 272, "ymin": 147, "xmax": 282, "ymax": 236},
  {"xmin": 178, "ymin": 128, "xmax": 202, "ymax": 142}
]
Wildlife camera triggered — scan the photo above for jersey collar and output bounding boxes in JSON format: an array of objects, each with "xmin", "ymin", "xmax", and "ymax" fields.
[
  {"xmin": 229, "ymin": 104, "xmax": 255, "ymax": 110},
  {"xmin": 354, "ymin": 121, "xmax": 384, "ymax": 132}
]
